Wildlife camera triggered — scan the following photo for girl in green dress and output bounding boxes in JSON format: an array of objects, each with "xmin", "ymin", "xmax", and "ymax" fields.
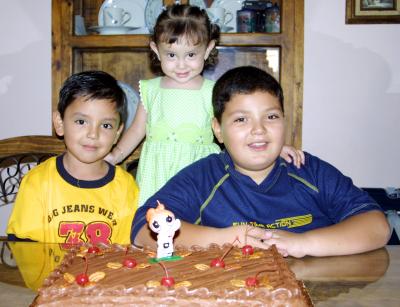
[{"xmin": 106, "ymin": 4, "xmax": 303, "ymax": 206}]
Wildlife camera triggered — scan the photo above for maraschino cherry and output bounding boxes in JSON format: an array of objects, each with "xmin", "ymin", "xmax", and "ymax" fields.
[
  {"xmin": 75, "ymin": 273, "xmax": 89, "ymax": 286},
  {"xmin": 210, "ymin": 237, "xmax": 240, "ymax": 268},
  {"xmin": 242, "ymin": 244, "xmax": 254, "ymax": 256},
  {"xmin": 75, "ymin": 256, "xmax": 89, "ymax": 286},
  {"xmin": 122, "ymin": 246, "xmax": 137, "ymax": 268},
  {"xmin": 87, "ymin": 235, "xmax": 100, "ymax": 254},
  {"xmin": 88, "ymin": 246, "xmax": 100, "ymax": 254},
  {"xmin": 245, "ymin": 269, "xmax": 270, "ymax": 288},
  {"xmin": 161, "ymin": 276, "xmax": 175, "ymax": 287},
  {"xmin": 123, "ymin": 257, "xmax": 137, "ymax": 268},
  {"xmin": 241, "ymin": 226, "xmax": 254, "ymax": 256},
  {"xmin": 210, "ymin": 257, "xmax": 226, "ymax": 268},
  {"xmin": 159, "ymin": 262, "xmax": 175, "ymax": 287},
  {"xmin": 245, "ymin": 276, "xmax": 259, "ymax": 287}
]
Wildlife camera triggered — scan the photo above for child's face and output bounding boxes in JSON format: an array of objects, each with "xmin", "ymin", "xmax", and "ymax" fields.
[
  {"xmin": 212, "ymin": 91, "xmax": 285, "ymax": 183},
  {"xmin": 150, "ymin": 38, "xmax": 214, "ymax": 87},
  {"xmin": 53, "ymin": 97, "xmax": 123, "ymax": 165}
]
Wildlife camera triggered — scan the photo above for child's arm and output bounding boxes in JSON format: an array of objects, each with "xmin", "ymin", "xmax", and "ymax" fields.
[
  {"xmin": 280, "ymin": 145, "xmax": 305, "ymax": 168},
  {"xmin": 260, "ymin": 210, "xmax": 390, "ymax": 258},
  {"xmin": 105, "ymin": 103, "xmax": 147, "ymax": 165},
  {"xmin": 134, "ymin": 221, "xmax": 272, "ymax": 250}
]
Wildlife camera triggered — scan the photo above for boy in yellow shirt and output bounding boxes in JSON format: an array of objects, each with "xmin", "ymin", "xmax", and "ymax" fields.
[{"xmin": 7, "ymin": 71, "xmax": 138, "ymax": 244}]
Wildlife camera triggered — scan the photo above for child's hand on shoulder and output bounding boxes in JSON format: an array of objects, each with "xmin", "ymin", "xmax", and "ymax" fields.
[
  {"xmin": 280, "ymin": 145, "xmax": 305, "ymax": 169},
  {"xmin": 104, "ymin": 152, "xmax": 117, "ymax": 165}
]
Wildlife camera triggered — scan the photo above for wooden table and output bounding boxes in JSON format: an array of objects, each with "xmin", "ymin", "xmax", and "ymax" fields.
[{"xmin": 0, "ymin": 242, "xmax": 398, "ymax": 306}]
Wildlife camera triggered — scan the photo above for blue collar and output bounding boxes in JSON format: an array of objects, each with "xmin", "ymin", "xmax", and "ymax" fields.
[
  {"xmin": 218, "ymin": 150, "xmax": 285, "ymax": 191},
  {"xmin": 56, "ymin": 154, "xmax": 115, "ymax": 188}
]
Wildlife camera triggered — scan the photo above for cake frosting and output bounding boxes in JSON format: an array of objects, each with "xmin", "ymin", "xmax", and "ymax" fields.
[{"xmin": 31, "ymin": 244, "xmax": 312, "ymax": 306}]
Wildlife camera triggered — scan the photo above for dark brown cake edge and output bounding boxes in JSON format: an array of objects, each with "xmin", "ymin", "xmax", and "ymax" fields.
[{"xmin": 298, "ymin": 280, "xmax": 314, "ymax": 307}]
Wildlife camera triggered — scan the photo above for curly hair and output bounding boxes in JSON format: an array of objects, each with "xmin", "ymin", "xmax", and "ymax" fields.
[{"xmin": 150, "ymin": 4, "xmax": 220, "ymax": 74}]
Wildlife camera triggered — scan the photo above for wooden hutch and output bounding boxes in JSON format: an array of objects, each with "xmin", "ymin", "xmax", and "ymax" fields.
[{"xmin": 52, "ymin": 0, "xmax": 304, "ymax": 161}]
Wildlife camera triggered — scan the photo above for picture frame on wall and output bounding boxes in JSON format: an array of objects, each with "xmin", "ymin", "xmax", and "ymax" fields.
[{"xmin": 346, "ymin": 0, "xmax": 400, "ymax": 23}]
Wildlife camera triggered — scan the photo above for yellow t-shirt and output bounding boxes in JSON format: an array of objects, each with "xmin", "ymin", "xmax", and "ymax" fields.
[{"xmin": 7, "ymin": 155, "xmax": 138, "ymax": 244}]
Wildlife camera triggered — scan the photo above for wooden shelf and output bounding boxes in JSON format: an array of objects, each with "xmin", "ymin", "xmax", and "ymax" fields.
[
  {"xmin": 67, "ymin": 32, "xmax": 285, "ymax": 48},
  {"xmin": 69, "ymin": 35, "xmax": 151, "ymax": 48}
]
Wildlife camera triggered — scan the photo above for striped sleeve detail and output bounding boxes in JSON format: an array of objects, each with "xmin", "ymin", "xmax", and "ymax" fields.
[
  {"xmin": 194, "ymin": 173, "xmax": 230, "ymax": 225},
  {"xmin": 341, "ymin": 202, "xmax": 382, "ymax": 221},
  {"xmin": 288, "ymin": 173, "xmax": 319, "ymax": 193},
  {"xmin": 276, "ymin": 214, "xmax": 313, "ymax": 228}
]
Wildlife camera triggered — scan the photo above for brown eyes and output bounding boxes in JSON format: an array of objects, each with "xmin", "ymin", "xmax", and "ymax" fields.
[
  {"xmin": 233, "ymin": 114, "xmax": 281, "ymax": 123},
  {"xmin": 268, "ymin": 114, "xmax": 280, "ymax": 120},
  {"xmin": 234, "ymin": 117, "xmax": 245, "ymax": 123}
]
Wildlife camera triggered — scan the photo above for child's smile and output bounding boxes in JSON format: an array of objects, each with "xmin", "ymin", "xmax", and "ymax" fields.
[
  {"xmin": 150, "ymin": 38, "xmax": 214, "ymax": 89},
  {"xmin": 248, "ymin": 142, "xmax": 268, "ymax": 151},
  {"xmin": 81, "ymin": 144, "xmax": 100, "ymax": 152}
]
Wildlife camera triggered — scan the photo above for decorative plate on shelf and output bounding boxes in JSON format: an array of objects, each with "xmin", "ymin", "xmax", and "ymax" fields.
[
  {"xmin": 145, "ymin": 0, "xmax": 207, "ymax": 34},
  {"xmin": 144, "ymin": 0, "xmax": 163, "ymax": 34},
  {"xmin": 89, "ymin": 26, "xmax": 139, "ymax": 35},
  {"xmin": 118, "ymin": 81, "xmax": 140, "ymax": 129},
  {"xmin": 98, "ymin": 0, "xmax": 149, "ymax": 34},
  {"xmin": 220, "ymin": 25, "xmax": 234, "ymax": 33},
  {"xmin": 190, "ymin": 0, "xmax": 206, "ymax": 10},
  {"xmin": 211, "ymin": 0, "xmax": 244, "ymax": 32}
]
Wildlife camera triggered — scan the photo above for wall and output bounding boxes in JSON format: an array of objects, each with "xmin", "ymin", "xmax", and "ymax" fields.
[
  {"xmin": 0, "ymin": 0, "xmax": 52, "ymax": 139},
  {"xmin": 0, "ymin": 0, "xmax": 52, "ymax": 235},
  {"xmin": 0, "ymin": 0, "xmax": 399, "ymax": 188},
  {"xmin": 303, "ymin": 0, "xmax": 400, "ymax": 188}
]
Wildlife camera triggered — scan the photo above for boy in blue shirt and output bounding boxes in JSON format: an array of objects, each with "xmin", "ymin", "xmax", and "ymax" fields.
[{"xmin": 131, "ymin": 66, "xmax": 389, "ymax": 257}]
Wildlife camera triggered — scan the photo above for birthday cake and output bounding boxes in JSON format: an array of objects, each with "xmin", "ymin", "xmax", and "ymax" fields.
[{"xmin": 31, "ymin": 243, "xmax": 312, "ymax": 306}]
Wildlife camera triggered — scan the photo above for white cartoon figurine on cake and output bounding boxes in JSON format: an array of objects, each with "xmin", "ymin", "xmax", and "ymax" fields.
[{"xmin": 146, "ymin": 201, "xmax": 181, "ymax": 259}]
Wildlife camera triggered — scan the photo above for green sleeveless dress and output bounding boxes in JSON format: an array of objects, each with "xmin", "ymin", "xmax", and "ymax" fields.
[{"xmin": 136, "ymin": 77, "xmax": 221, "ymax": 206}]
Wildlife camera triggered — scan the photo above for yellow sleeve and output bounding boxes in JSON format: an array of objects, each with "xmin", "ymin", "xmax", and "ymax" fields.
[{"xmin": 6, "ymin": 169, "xmax": 46, "ymax": 241}]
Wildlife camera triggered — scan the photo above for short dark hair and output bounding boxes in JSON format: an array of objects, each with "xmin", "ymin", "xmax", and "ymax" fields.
[
  {"xmin": 150, "ymin": 4, "xmax": 220, "ymax": 73},
  {"xmin": 58, "ymin": 71, "xmax": 127, "ymax": 126},
  {"xmin": 212, "ymin": 66, "xmax": 284, "ymax": 122}
]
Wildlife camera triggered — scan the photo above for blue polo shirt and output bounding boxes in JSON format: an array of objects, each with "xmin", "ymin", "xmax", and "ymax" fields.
[{"xmin": 131, "ymin": 151, "xmax": 382, "ymax": 242}]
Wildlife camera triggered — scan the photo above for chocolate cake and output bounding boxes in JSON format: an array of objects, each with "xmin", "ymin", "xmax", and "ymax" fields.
[{"xmin": 32, "ymin": 244, "xmax": 312, "ymax": 306}]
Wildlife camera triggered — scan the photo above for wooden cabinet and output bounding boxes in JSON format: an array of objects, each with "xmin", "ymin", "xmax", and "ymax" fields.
[{"xmin": 52, "ymin": 0, "xmax": 304, "ymax": 160}]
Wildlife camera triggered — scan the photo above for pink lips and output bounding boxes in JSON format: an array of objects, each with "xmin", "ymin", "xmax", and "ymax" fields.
[
  {"xmin": 176, "ymin": 72, "xmax": 189, "ymax": 78},
  {"xmin": 248, "ymin": 142, "xmax": 268, "ymax": 151},
  {"xmin": 83, "ymin": 145, "xmax": 97, "ymax": 151}
]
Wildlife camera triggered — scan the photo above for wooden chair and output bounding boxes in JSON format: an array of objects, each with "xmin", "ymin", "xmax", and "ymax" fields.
[{"xmin": 0, "ymin": 136, "xmax": 65, "ymax": 206}]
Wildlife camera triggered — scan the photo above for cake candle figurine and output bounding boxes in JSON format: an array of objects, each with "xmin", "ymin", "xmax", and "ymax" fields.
[{"xmin": 146, "ymin": 201, "xmax": 181, "ymax": 260}]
